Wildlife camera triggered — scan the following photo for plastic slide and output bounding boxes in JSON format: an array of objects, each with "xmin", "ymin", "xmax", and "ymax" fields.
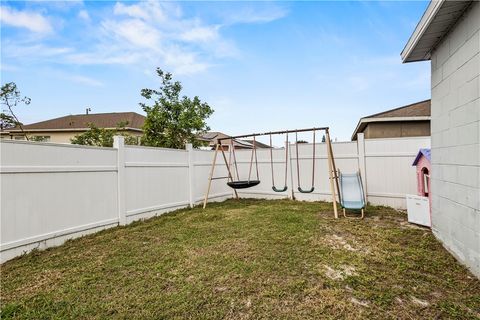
[{"xmin": 339, "ymin": 172, "xmax": 365, "ymax": 210}]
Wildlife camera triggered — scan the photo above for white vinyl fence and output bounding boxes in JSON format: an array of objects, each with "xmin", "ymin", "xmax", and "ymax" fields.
[{"xmin": 0, "ymin": 134, "xmax": 429, "ymax": 262}]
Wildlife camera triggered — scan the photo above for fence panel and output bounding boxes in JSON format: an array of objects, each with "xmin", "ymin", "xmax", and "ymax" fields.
[
  {"xmin": 193, "ymin": 149, "xmax": 232, "ymax": 204},
  {"xmin": 0, "ymin": 141, "xmax": 118, "ymax": 262},
  {"xmin": 124, "ymin": 146, "xmax": 190, "ymax": 222},
  {"xmin": 364, "ymin": 137, "xmax": 431, "ymax": 208}
]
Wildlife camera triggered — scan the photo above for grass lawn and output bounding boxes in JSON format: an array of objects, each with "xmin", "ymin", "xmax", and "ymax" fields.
[{"xmin": 1, "ymin": 199, "xmax": 479, "ymax": 319}]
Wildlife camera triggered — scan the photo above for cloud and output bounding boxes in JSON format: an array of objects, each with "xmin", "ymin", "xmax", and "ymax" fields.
[
  {"xmin": 3, "ymin": 42, "xmax": 74, "ymax": 59},
  {"xmin": 222, "ymin": 5, "xmax": 288, "ymax": 25},
  {"xmin": 65, "ymin": 50, "xmax": 142, "ymax": 65},
  {"xmin": 72, "ymin": 1, "xmax": 235, "ymax": 74},
  {"xmin": 78, "ymin": 9, "xmax": 90, "ymax": 21},
  {"xmin": 0, "ymin": 63, "xmax": 19, "ymax": 72},
  {"xmin": 113, "ymin": 2, "xmax": 157, "ymax": 21},
  {"xmin": 0, "ymin": 6, "xmax": 53, "ymax": 34},
  {"xmin": 65, "ymin": 74, "xmax": 104, "ymax": 87},
  {"xmin": 180, "ymin": 26, "xmax": 220, "ymax": 43},
  {"xmin": 1, "ymin": 1, "xmax": 287, "ymax": 75},
  {"xmin": 101, "ymin": 18, "xmax": 161, "ymax": 49}
]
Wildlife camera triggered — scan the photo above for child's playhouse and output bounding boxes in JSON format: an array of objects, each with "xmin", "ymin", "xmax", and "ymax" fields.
[{"xmin": 406, "ymin": 148, "xmax": 431, "ymax": 227}]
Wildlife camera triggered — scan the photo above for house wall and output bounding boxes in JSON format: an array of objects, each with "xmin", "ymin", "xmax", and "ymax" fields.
[
  {"xmin": 363, "ymin": 121, "xmax": 430, "ymax": 139},
  {"xmin": 3, "ymin": 130, "xmax": 142, "ymax": 144},
  {"xmin": 430, "ymin": 2, "xmax": 479, "ymax": 278}
]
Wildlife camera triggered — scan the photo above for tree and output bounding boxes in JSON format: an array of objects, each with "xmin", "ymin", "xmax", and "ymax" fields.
[
  {"xmin": 321, "ymin": 135, "xmax": 326, "ymax": 143},
  {"xmin": 71, "ymin": 122, "xmax": 139, "ymax": 147},
  {"xmin": 1, "ymin": 82, "xmax": 30, "ymax": 139},
  {"xmin": 140, "ymin": 68, "xmax": 213, "ymax": 149},
  {"xmin": 0, "ymin": 113, "xmax": 17, "ymax": 130}
]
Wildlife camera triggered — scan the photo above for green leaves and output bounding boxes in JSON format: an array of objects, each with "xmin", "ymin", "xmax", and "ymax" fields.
[
  {"xmin": 1, "ymin": 82, "xmax": 31, "ymax": 106},
  {"xmin": 140, "ymin": 68, "xmax": 213, "ymax": 149},
  {"xmin": 0, "ymin": 112, "xmax": 19, "ymax": 129},
  {"xmin": 1, "ymin": 82, "xmax": 30, "ymax": 139}
]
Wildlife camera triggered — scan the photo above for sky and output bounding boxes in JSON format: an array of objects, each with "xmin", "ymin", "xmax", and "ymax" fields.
[{"xmin": 0, "ymin": 0, "xmax": 431, "ymax": 142}]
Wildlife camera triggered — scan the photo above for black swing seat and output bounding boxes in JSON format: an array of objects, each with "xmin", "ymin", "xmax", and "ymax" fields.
[{"xmin": 227, "ymin": 180, "xmax": 260, "ymax": 189}]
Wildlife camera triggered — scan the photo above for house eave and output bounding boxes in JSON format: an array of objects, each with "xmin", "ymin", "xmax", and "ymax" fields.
[
  {"xmin": 351, "ymin": 116, "xmax": 431, "ymax": 141},
  {"xmin": 401, "ymin": 0, "xmax": 473, "ymax": 63}
]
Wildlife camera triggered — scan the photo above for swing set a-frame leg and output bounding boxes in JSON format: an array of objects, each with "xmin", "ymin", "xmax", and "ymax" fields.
[
  {"xmin": 220, "ymin": 147, "xmax": 238, "ymax": 200},
  {"xmin": 326, "ymin": 129, "xmax": 339, "ymax": 219},
  {"xmin": 203, "ymin": 144, "xmax": 219, "ymax": 209},
  {"xmin": 203, "ymin": 144, "xmax": 238, "ymax": 209}
]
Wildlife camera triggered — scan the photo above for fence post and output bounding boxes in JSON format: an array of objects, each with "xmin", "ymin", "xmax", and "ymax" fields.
[
  {"xmin": 186, "ymin": 143, "xmax": 195, "ymax": 208},
  {"xmin": 357, "ymin": 133, "xmax": 368, "ymax": 203},
  {"xmin": 113, "ymin": 136, "xmax": 127, "ymax": 225}
]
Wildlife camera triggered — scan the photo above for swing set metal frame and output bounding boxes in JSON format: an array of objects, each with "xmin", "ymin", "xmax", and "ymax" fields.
[{"xmin": 202, "ymin": 127, "xmax": 341, "ymax": 218}]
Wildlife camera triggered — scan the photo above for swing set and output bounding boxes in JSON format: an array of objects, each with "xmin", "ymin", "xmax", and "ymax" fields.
[{"xmin": 203, "ymin": 127, "xmax": 343, "ymax": 218}]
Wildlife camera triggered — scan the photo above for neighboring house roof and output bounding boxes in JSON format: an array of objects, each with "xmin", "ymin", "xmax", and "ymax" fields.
[
  {"xmin": 401, "ymin": 0, "xmax": 473, "ymax": 62},
  {"xmin": 351, "ymin": 100, "xmax": 431, "ymax": 141},
  {"xmin": 198, "ymin": 132, "xmax": 247, "ymax": 148},
  {"xmin": 412, "ymin": 148, "xmax": 431, "ymax": 166},
  {"xmin": 199, "ymin": 131, "xmax": 223, "ymax": 140},
  {"xmin": 198, "ymin": 132, "xmax": 271, "ymax": 149},
  {"xmin": 242, "ymin": 139, "xmax": 271, "ymax": 149},
  {"xmin": 4, "ymin": 112, "xmax": 146, "ymax": 133}
]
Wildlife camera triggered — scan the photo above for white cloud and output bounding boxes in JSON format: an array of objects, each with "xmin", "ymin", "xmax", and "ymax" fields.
[
  {"xmin": 180, "ymin": 26, "xmax": 219, "ymax": 43},
  {"xmin": 102, "ymin": 19, "xmax": 161, "ymax": 49},
  {"xmin": 78, "ymin": 10, "xmax": 90, "ymax": 21},
  {"xmin": 0, "ymin": 63, "xmax": 19, "ymax": 72},
  {"xmin": 113, "ymin": 2, "xmax": 155, "ymax": 21},
  {"xmin": 3, "ymin": 43, "xmax": 73, "ymax": 59},
  {"xmin": 222, "ymin": 5, "xmax": 288, "ymax": 25},
  {"xmin": 0, "ymin": 6, "xmax": 53, "ymax": 34},
  {"xmin": 65, "ymin": 48, "xmax": 143, "ymax": 65},
  {"xmin": 163, "ymin": 47, "xmax": 210, "ymax": 75},
  {"xmin": 1, "ymin": 1, "xmax": 288, "ymax": 75},
  {"xmin": 66, "ymin": 74, "xmax": 103, "ymax": 87},
  {"xmin": 78, "ymin": 1, "xmax": 233, "ymax": 74}
]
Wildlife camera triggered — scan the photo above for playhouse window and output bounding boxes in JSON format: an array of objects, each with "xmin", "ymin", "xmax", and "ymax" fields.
[{"xmin": 422, "ymin": 168, "xmax": 429, "ymax": 196}]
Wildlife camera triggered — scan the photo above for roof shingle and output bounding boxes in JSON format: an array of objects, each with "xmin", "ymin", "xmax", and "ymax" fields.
[
  {"xmin": 9, "ymin": 112, "xmax": 145, "ymax": 131},
  {"xmin": 366, "ymin": 99, "xmax": 431, "ymax": 118}
]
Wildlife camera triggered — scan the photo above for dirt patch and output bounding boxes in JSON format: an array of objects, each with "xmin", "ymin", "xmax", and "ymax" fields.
[
  {"xmin": 15, "ymin": 269, "xmax": 64, "ymax": 298},
  {"xmin": 322, "ymin": 234, "xmax": 370, "ymax": 254},
  {"xmin": 410, "ymin": 296, "xmax": 430, "ymax": 308},
  {"xmin": 350, "ymin": 297, "xmax": 369, "ymax": 307},
  {"xmin": 399, "ymin": 221, "xmax": 429, "ymax": 230},
  {"xmin": 324, "ymin": 265, "xmax": 357, "ymax": 280},
  {"xmin": 223, "ymin": 208, "xmax": 251, "ymax": 220}
]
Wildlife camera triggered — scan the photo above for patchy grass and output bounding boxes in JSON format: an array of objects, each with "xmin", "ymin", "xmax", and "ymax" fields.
[{"xmin": 1, "ymin": 199, "xmax": 479, "ymax": 319}]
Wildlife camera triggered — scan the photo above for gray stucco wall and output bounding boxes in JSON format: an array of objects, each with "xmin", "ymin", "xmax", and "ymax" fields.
[{"xmin": 430, "ymin": 2, "xmax": 479, "ymax": 278}]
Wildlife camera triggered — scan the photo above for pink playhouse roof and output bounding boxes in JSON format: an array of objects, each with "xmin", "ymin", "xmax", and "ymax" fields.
[{"xmin": 412, "ymin": 148, "xmax": 431, "ymax": 166}]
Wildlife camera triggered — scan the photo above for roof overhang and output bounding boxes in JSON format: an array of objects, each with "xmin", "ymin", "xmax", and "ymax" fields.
[
  {"xmin": 401, "ymin": 0, "xmax": 473, "ymax": 63},
  {"xmin": 351, "ymin": 116, "xmax": 431, "ymax": 141}
]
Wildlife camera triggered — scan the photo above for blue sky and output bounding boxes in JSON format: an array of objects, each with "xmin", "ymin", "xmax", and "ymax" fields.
[{"xmin": 1, "ymin": 1, "xmax": 430, "ymax": 142}]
